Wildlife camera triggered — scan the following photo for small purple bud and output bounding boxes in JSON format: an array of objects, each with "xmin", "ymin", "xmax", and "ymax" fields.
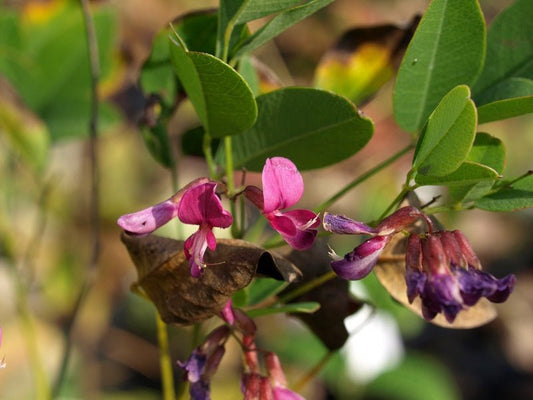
[
  {"xmin": 203, "ymin": 345, "xmax": 226, "ymax": 380},
  {"xmin": 323, "ymin": 213, "xmax": 376, "ymax": 235},
  {"xmin": 405, "ymin": 234, "xmax": 426, "ymax": 303},
  {"xmin": 331, "ymin": 235, "xmax": 389, "ymax": 280},
  {"xmin": 117, "ymin": 200, "xmax": 178, "ymax": 235},
  {"xmin": 439, "ymin": 231, "xmax": 465, "ymax": 268},
  {"xmin": 452, "ymin": 230, "xmax": 481, "ymax": 269}
]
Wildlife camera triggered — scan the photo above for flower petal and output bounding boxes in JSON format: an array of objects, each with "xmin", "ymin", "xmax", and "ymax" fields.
[
  {"xmin": 178, "ymin": 182, "xmax": 233, "ymax": 228},
  {"xmin": 117, "ymin": 200, "xmax": 178, "ymax": 235},
  {"xmin": 273, "ymin": 387, "xmax": 306, "ymax": 400},
  {"xmin": 262, "ymin": 157, "xmax": 304, "ymax": 213},
  {"xmin": 331, "ymin": 235, "xmax": 389, "ymax": 280},
  {"xmin": 323, "ymin": 213, "xmax": 376, "ymax": 235},
  {"xmin": 266, "ymin": 210, "xmax": 319, "ymax": 250}
]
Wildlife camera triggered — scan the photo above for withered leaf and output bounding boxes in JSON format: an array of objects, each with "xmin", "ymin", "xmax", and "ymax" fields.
[
  {"xmin": 280, "ymin": 239, "xmax": 363, "ymax": 350},
  {"xmin": 375, "ymin": 235, "xmax": 497, "ymax": 329},
  {"xmin": 121, "ymin": 233, "xmax": 300, "ymax": 325}
]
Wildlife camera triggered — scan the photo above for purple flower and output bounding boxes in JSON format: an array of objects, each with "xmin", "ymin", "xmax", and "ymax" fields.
[
  {"xmin": 178, "ymin": 326, "xmax": 230, "ymax": 400},
  {"xmin": 405, "ymin": 231, "xmax": 516, "ymax": 323},
  {"xmin": 246, "ymin": 157, "xmax": 320, "ymax": 250},
  {"xmin": 324, "ymin": 206, "xmax": 428, "ymax": 280},
  {"xmin": 178, "ymin": 182, "xmax": 233, "ymax": 277},
  {"xmin": 265, "ymin": 352, "xmax": 305, "ymax": 400}
]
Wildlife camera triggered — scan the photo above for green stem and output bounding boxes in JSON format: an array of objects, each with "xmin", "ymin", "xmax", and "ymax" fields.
[
  {"xmin": 155, "ymin": 312, "xmax": 176, "ymax": 400},
  {"xmin": 203, "ymin": 133, "xmax": 217, "ymax": 179},
  {"xmin": 277, "ymin": 270, "xmax": 337, "ymax": 304},
  {"xmin": 315, "ymin": 144, "xmax": 414, "ymax": 213},
  {"xmin": 292, "ymin": 351, "xmax": 334, "ymax": 392},
  {"xmin": 377, "ymin": 176, "xmax": 418, "ymax": 221}
]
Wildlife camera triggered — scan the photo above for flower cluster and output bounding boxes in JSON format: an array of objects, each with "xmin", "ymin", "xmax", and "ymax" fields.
[
  {"xmin": 178, "ymin": 301, "xmax": 305, "ymax": 400},
  {"xmin": 324, "ymin": 207, "xmax": 516, "ymax": 322},
  {"xmin": 117, "ymin": 157, "xmax": 319, "ymax": 277}
]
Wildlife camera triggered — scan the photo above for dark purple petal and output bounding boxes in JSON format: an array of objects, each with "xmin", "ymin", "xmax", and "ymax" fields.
[
  {"xmin": 178, "ymin": 349, "xmax": 206, "ymax": 383},
  {"xmin": 323, "ymin": 213, "xmax": 376, "ymax": 235},
  {"xmin": 262, "ymin": 157, "xmax": 304, "ymax": 213},
  {"xmin": 331, "ymin": 235, "xmax": 389, "ymax": 280},
  {"xmin": 178, "ymin": 182, "xmax": 233, "ymax": 228},
  {"xmin": 189, "ymin": 380, "xmax": 211, "ymax": 400},
  {"xmin": 422, "ymin": 273, "xmax": 463, "ymax": 323},
  {"xmin": 439, "ymin": 231, "xmax": 465, "ymax": 267},
  {"xmin": 406, "ymin": 269, "xmax": 426, "ymax": 304},
  {"xmin": 455, "ymin": 267, "xmax": 516, "ymax": 306}
]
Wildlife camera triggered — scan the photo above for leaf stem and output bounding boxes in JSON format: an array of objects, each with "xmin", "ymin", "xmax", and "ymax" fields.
[
  {"xmin": 292, "ymin": 351, "xmax": 334, "ymax": 392},
  {"xmin": 155, "ymin": 312, "xmax": 176, "ymax": 400},
  {"xmin": 202, "ymin": 133, "xmax": 217, "ymax": 179},
  {"xmin": 277, "ymin": 270, "xmax": 337, "ymax": 304},
  {"xmin": 315, "ymin": 144, "xmax": 414, "ymax": 213}
]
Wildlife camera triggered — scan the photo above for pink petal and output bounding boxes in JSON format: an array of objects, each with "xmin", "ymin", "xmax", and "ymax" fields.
[
  {"xmin": 178, "ymin": 182, "xmax": 233, "ymax": 228},
  {"xmin": 220, "ymin": 300, "xmax": 235, "ymax": 325},
  {"xmin": 262, "ymin": 157, "xmax": 304, "ymax": 213},
  {"xmin": 266, "ymin": 210, "xmax": 319, "ymax": 250},
  {"xmin": 117, "ymin": 200, "xmax": 178, "ymax": 235},
  {"xmin": 273, "ymin": 387, "xmax": 306, "ymax": 400}
]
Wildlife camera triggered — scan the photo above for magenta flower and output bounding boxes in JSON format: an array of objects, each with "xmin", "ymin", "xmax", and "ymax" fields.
[
  {"xmin": 265, "ymin": 352, "xmax": 305, "ymax": 400},
  {"xmin": 245, "ymin": 157, "xmax": 319, "ymax": 250},
  {"xmin": 117, "ymin": 179, "xmax": 232, "ymax": 277},
  {"xmin": 178, "ymin": 182, "xmax": 233, "ymax": 277},
  {"xmin": 324, "ymin": 206, "xmax": 427, "ymax": 280},
  {"xmin": 117, "ymin": 177, "xmax": 210, "ymax": 235}
]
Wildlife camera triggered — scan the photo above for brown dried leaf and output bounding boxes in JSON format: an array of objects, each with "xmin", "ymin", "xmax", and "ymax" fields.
[
  {"xmin": 121, "ymin": 233, "xmax": 300, "ymax": 325},
  {"xmin": 375, "ymin": 236, "xmax": 497, "ymax": 329}
]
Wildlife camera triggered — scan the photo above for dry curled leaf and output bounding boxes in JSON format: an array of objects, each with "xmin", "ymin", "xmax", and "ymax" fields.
[
  {"xmin": 121, "ymin": 233, "xmax": 301, "ymax": 325},
  {"xmin": 375, "ymin": 235, "xmax": 497, "ymax": 329}
]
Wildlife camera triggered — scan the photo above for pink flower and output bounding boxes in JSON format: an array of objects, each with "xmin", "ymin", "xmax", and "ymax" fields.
[
  {"xmin": 246, "ymin": 157, "xmax": 319, "ymax": 250},
  {"xmin": 178, "ymin": 182, "xmax": 233, "ymax": 277},
  {"xmin": 117, "ymin": 179, "xmax": 232, "ymax": 277}
]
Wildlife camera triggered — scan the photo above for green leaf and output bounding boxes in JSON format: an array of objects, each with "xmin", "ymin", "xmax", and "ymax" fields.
[
  {"xmin": 472, "ymin": 0, "xmax": 533, "ymax": 101},
  {"xmin": 412, "ymin": 85, "xmax": 477, "ymax": 177},
  {"xmin": 246, "ymin": 301, "xmax": 320, "ymax": 317},
  {"xmin": 140, "ymin": 123, "xmax": 174, "ymax": 169},
  {"xmin": 246, "ymin": 278, "xmax": 287, "ymax": 306},
  {"xmin": 477, "ymin": 78, "xmax": 533, "ymax": 123},
  {"xmin": 415, "ymin": 161, "xmax": 499, "ymax": 186},
  {"xmin": 393, "ymin": 0, "xmax": 485, "ymax": 132},
  {"xmin": 168, "ymin": 32, "xmax": 257, "ymax": 138},
  {"xmin": 223, "ymin": 87, "xmax": 374, "ymax": 171},
  {"xmin": 237, "ymin": 0, "xmax": 306, "ymax": 24},
  {"xmin": 475, "ymin": 173, "xmax": 533, "ymax": 212},
  {"xmin": 233, "ymin": 0, "xmax": 334, "ymax": 58},
  {"xmin": 448, "ymin": 132, "xmax": 506, "ymax": 203}
]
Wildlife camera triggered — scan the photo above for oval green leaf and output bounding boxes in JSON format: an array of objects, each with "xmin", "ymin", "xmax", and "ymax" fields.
[
  {"xmin": 393, "ymin": 0, "xmax": 485, "ymax": 132},
  {"xmin": 472, "ymin": 0, "xmax": 533, "ymax": 101},
  {"xmin": 246, "ymin": 301, "xmax": 320, "ymax": 317},
  {"xmin": 224, "ymin": 87, "xmax": 374, "ymax": 171},
  {"xmin": 415, "ymin": 161, "xmax": 499, "ymax": 187},
  {"xmin": 412, "ymin": 85, "xmax": 477, "ymax": 177},
  {"xmin": 169, "ymin": 33, "xmax": 257, "ymax": 138},
  {"xmin": 476, "ymin": 77, "xmax": 533, "ymax": 123},
  {"xmin": 475, "ymin": 173, "xmax": 533, "ymax": 212}
]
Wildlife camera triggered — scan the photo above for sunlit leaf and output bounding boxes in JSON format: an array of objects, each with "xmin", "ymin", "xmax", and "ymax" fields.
[
  {"xmin": 412, "ymin": 85, "xmax": 477, "ymax": 177},
  {"xmin": 222, "ymin": 87, "xmax": 374, "ymax": 171},
  {"xmin": 246, "ymin": 302, "xmax": 320, "ymax": 317},
  {"xmin": 315, "ymin": 17, "xmax": 419, "ymax": 105},
  {"xmin": 393, "ymin": 0, "xmax": 485, "ymax": 132},
  {"xmin": 169, "ymin": 31, "xmax": 257, "ymax": 138},
  {"xmin": 246, "ymin": 278, "xmax": 287, "ymax": 306},
  {"xmin": 415, "ymin": 161, "xmax": 499, "ymax": 187}
]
